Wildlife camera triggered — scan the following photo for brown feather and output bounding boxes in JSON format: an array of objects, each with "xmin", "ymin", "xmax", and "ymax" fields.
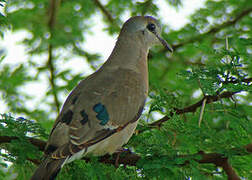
[{"xmin": 30, "ymin": 157, "xmax": 65, "ymax": 180}]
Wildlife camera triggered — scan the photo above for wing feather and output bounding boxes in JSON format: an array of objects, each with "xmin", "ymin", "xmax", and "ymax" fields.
[{"xmin": 46, "ymin": 68, "xmax": 147, "ymax": 159}]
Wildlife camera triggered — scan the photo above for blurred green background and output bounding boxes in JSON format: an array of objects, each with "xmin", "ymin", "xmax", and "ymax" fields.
[{"xmin": 0, "ymin": 0, "xmax": 251, "ymax": 179}]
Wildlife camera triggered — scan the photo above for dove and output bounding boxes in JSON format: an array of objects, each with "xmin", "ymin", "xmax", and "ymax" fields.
[{"xmin": 31, "ymin": 16, "xmax": 173, "ymax": 180}]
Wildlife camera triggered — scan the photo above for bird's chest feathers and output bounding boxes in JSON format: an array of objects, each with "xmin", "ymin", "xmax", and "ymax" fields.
[
  {"xmin": 120, "ymin": 53, "xmax": 149, "ymax": 100},
  {"xmin": 100, "ymin": 66, "xmax": 148, "ymax": 126},
  {"xmin": 136, "ymin": 53, "xmax": 149, "ymax": 95}
]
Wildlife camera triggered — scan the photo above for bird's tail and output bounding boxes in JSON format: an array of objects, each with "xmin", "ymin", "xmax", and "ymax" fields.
[{"xmin": 30, "ymin": 157, "xmax": 66, "ymax": 180}]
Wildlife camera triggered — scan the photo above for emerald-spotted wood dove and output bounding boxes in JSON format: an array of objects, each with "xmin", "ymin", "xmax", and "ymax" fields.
[{"xmin": 31, "ymin": 16, "xmax": 172, "ymax": 180}]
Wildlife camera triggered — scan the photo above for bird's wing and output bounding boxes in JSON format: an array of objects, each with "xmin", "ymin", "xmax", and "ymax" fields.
[{"xmin": 46, "ymin": 67, "xmax": 146, "ymax": 159}]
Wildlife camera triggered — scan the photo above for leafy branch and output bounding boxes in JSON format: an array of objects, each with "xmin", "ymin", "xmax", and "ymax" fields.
[
  {"xmin": 0, "ymin": 136, "xmax": 45, "ymax": 151},
  {"xmin": 1, "ymin": 0, "xmax": 251, "ymax": 179},
  {"xmin": 92, "ymin": 0, "xmax": 120, "ymax": 33},
  {"xmin": 170, "ymin": 7, "xmax": 252, "ymax": 51},
  {"xmin": 0, "ymin": 136, "xmax": 250, "ymax": 179},
  {"xmin": 0, "ymin": 76, "xmax": 251, "ymax": 179},
  {"xmin": 99, "ymin": 144, "xmax": 252, "ymax": 180},
  {"xmin": 2, "ymin": 79, "xmax": 250, "ymax": 151},
  {"xmin": 148, "ymin": 91, "xmax": 239, "ymax": 129}
]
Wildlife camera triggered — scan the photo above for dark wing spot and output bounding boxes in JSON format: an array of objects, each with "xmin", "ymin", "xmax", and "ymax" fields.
[
  {"xmin": 93, "ymin": 103, "xmax": 109, "ymax": 125},
  {"xmin": 45, "ymin": 144, "xmax": 58, "ymax": 154},
  {"xmin": 61, "ymin": 110, "xmax": 73, "ymax": 125},
  {"xmin": 72, "ymin": 96, "xmax": 78, "ymax": 104},
  {"xmin": 80, "ymin": 110, "xmax": 88, "ymax": 125}
]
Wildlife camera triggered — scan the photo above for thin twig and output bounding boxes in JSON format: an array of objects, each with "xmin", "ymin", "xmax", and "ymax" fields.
[
  {"xmin": 222, "ymin": 77, "xmax": 252, "ymax": 84},
  {"xmin": 159, "ymin": 8, "xmax": 252, "ymax": 79},
  {"xmin": 47, "ymin": 0, "xmax": 61, "ymax": 113},
  {"xmin": 149, "ymin": 91, "xmax": 240, "ymax": 128},
  {"xmin": 93, "ymin": 0, "xmax": 114, "ymax": 24},
  {"xmin": 169, "ymin": 7, "xmax": 252, "ymax": 52},
  {"xmin": 225, "ymin": 36, "xmax": 229, "ymax": 50},
  {"xmin": 198, "ymin": 98, "xmax": 206, "ymax": 127},
  {"xmin": 47, "ymin": 44, "xmax": 60, "ymax": 113}
]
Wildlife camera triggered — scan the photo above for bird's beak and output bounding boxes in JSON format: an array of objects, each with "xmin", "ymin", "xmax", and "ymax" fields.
[{"xmin": 154, "ymin": 33, "xmax": 173, "ymax": 53}]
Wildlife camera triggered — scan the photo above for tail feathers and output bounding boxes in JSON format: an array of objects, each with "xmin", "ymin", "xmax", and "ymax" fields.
[{"xmin": 30, "ymin": 157, "xmax": 66, "ymax": 180}]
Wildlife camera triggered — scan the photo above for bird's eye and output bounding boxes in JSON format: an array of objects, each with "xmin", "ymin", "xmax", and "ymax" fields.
[{"xmin": 147, "ymin": 23, "xmax": 156, "ymax": 32}]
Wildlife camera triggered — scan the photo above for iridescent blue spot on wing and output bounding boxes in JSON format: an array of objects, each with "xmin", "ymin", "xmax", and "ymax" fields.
[
  {"xmin": 93, "ymin": 103, "xmax": 104, "ymax": 113},
  {"xmin": 93, "ymin": 103, "xmax": 109, "ymax": 125},
  {"xmin": 97, "ymin": 108, "xmax": 109, "ymax": 125},
  {"xmin": 80, "ymin": 110, "xmax": 88, "ymax": 125}
]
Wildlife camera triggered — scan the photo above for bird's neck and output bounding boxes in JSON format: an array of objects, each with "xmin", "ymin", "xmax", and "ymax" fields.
[{"xmin": 104, "ymin": 35, "xmax": 149, "ymax": 73}]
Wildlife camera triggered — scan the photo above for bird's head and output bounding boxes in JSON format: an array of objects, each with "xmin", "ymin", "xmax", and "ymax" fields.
[{"xmin": 119, "ymin": 16, "xmax": 173, "ymax": 52}]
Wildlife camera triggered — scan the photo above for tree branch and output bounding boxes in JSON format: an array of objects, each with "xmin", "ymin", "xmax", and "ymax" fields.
[
  {"xmin": 47, "ymin": 44, "xmax": 60, "ymax": 113},
  {"xmin": 149, "ymin": 91, "xmax": 239, "ymax": 128},
  {"xmin": 222, "ymin": 77, "xmax": 252, "ymax": 84},
  {"xmin": 0, "ymin": 136, "xmax": 46, "ymax": 151},
  {"xmin": 221, "ymin": 160, "xmax": 241, "ymax": 180},
  {"xmin": 197, "ymin": 151, "xmax": 242, "ymax": 180},
  {"xmin": 93, "ymin": 0, "xmax": 114, "ymax": 24},
  {"xmin": 0, "ymin": 135, "xmax": 250, "ymax": 179},
  {"xmin": 170, "ymin": 7, "xmax": 252, "ymax": 51},
  {"xmin": 103, "ymin": 145, "xmax": 251, "ymax": 179},
  {"xmin": 1, "ymin": 82, "xmax": 250, "ymax": 177},
  {"xmin": 47, "ymin": 0, "xmax": 61, "ymax": 113}
]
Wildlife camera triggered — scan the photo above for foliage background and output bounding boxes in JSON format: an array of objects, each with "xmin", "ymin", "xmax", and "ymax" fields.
[{"xmin": 0, "ymin": 0, "xmax": 251, "ymax": 179}]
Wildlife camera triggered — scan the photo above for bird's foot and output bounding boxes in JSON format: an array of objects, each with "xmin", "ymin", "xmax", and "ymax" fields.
[
  {"xmin": 115, "ymin": 147, "xmax": 130, "ymax": 153},
  {"xmin": 114, "ymin": 147, "xmax": 131, "ymax": 167}
]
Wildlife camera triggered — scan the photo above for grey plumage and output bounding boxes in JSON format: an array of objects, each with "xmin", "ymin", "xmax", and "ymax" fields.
[{"xmin": 31, "ymin": 16, "xmax": 172, "ymax": 180}]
